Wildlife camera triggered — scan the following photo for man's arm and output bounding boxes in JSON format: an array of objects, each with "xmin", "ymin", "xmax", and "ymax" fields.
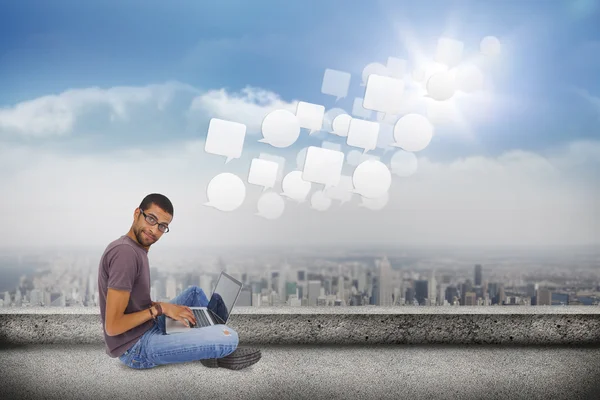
[{"xmin": 106, "ymin": 288, "xmax": 159, "ymax": 336}]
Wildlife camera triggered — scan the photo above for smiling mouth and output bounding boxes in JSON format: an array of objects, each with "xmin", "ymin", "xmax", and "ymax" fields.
[{"xmin": 144, "ymin": 232, "xmax": 154, "ymax": 240}]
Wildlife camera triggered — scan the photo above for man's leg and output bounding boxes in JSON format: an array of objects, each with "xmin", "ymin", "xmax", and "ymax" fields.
[
  {"xmin": 133, "ymin": 286, "xmax": 239, "ymax": 368},
  {"xmin": 155, "ymin": 285, "xmax": 210, "ymax": 334}
]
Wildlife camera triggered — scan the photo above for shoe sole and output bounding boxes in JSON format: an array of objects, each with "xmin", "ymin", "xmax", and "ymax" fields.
[{"xmin": 201, "ymin": 347, "xmax": 261, "ymax": 370}]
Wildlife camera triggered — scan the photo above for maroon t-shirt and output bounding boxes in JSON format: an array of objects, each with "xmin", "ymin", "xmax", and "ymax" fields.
[{"xmin": 98, "ymin": 235, "xmax": 154, "ymax": 358}]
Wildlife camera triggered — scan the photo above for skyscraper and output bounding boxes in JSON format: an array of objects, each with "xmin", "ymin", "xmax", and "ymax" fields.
[
  {"xmin": 537, "ymin": 288, "xmax": 552, "ymax": 305},
  {"xmin": 414, "ymin": 280, "xmax": 428, "ymax": 306},
  {"xmin": 377, "ymin": 257, "xmax": 394, "ymax": 306},
  {"xmin": 308, "ymin": 280, "xmax": 321, "ymax": 306},
  {"xmin": 474, "ymin": 264, "xmax": 482, "ymax": 286}
]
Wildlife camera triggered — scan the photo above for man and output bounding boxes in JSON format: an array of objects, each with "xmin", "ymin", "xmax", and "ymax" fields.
[{"xmin": 98, "ymin": 193, "xmax": 261, "ymax": 370}]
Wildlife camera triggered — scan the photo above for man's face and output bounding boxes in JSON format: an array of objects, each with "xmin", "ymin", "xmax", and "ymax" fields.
[{"xmin": 134, "ymin": 204, "xmax": 172, "ymax": 247}]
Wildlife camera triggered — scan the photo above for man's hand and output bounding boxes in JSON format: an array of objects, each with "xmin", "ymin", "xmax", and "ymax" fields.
[{"xmin": 161, "ymin": 303, "xmax": 197, "ymax": 328}]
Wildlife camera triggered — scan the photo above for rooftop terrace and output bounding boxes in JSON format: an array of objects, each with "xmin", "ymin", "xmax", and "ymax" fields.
[{"xmin": 1, "ymin": 307, "xmax": 600, "ymax": 399}]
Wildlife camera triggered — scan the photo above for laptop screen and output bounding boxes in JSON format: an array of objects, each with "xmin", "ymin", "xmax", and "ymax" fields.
[{"xmin": 207, "ymin": 273, "xmax": 242, "ymax": 324}]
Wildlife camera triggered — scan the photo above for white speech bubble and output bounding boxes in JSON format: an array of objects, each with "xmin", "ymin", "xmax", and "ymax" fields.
[
  {"xmin": 324, "ymin": 175, "xmax": 354, "ymax": 204},
  {"xmin": 332, "ymin": 113, "xmax": 352, "ymax": 137},
  {"xmin": 392, "ymin": 113, "xmax": 434, "ymax": 152},
  {"xmin": 360, "ymin": 192, "xmax": 389, "ymax": 211},
  {"xmin": 387, "ymin": 57, "xmax": 407, "ymax": 79},
  {"xmin": 390, "ymin": 149, "xmax": 418, "ymax": 177},
  {"xmin": 413, "ymin": 62, "xmax": 448, "ymax": 86},
  {"xmin": 347, "ymin": 118, "xmax": 379, "ymax": 153},
  {"xmin": 321, "ymin": 140, "xmax": 342, "ymax": 152},
  {"xmin": 310, "ymin": 190, "xmax": 332, "ymax": 211},
  {"xmin": 352, "ymin": 160, "xmax": 392, "ymax": 199},
  {"xmin": 455, "ymin": 65, "xmax": 484, "ymax": 93},
  {"xmin": 204, "ymin": 118, "xmax": 247, "ymax": 163},
  {"xmin": 363, "ymin": 74, "xmax": 406, "ymax": 114},
  {"xmin": 248, "ymin": 158, "xmax": 279, "ymax": 190},
  {"xmin": 435, "ymin": 37, "xmax": 464, "ymax": 68},
  {"xmin": 361, "ymin": 62, "xmax": 388, "ymax": 86},
  {"xmin": 260, "ymin": 109, "xmax": 301, "ymax": 148},
  {"xmin": 426, "ymin": 71, "xmax": 456, "ymax": 101},
  {"xmin": 281, "ymin": 171, "xmax": 311, "ymax": 202},
  {"xmin": 302, "ymin": 146, "xmax": 345, "ymax": 188},
  {"xmin": 296, "ymin": 147, "xmax": 308, "ymax": 170},
  {"xmin": 352, "ymin": 97, "xmax": 373, "ymax": 120},
  {"xmin": 321, "ymin": 69, "xmax": 351, "ymax": 101},
  {"xmin": 480, "ymin": 36, "xmax": 501, "ymax": 57},
  {"xmin": 256, "ymin": 192, "xmax": 285, "ymax": 220},
  {"xmin": 205, "ymin": 173, "xmax": 246, "ymax": 212},
  {"xmin": 296, "ymin": 101, "xmax": 325, "ymax": 135},
  {"xmin": 323, "ymin": 108, "xmax": 347, "ymax": 133},
  {"xmin": 259, "ymin": 153, "xmax": 286, "ymax": 182}
]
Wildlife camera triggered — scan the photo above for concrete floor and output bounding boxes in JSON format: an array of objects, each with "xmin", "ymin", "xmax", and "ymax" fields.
[{"xmin": 1, "ymin": 344, "xmax": 600, "ymax": 400}]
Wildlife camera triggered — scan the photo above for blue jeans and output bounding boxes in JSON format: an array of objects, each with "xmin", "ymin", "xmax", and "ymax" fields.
[{"xmin": 118, "ymin": 286, "xmax": 239, "ymax": 369}]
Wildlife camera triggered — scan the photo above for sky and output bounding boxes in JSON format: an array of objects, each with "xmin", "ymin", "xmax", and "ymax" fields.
[{"xmin": 0, "ymin": 0, "xmax": 598, "ymax": 250}]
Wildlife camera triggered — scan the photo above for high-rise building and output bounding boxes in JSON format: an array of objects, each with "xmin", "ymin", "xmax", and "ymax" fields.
[
  {"xmin": 464, "ymin": 292, "xmax": 477, "ymax": 306},
  {"xmin": 498, "ymin": 284, "xmax": 506, "ymax": 305},
  {"xmin": 377, "ymin": 257, "xmax": 394, "ymax": 306},
  {"xmin": 474, "ymin": 264, "xmax": 482, "ymax": 286},
  {"xmin": 414, "ymin": 280, "xmax": 428, "ymax": 305},
  {"xmin": 428, "ymin": 271, "xmax": 437, "ymax": 306},
  {"xmin": 445, "ymin": 286, "xmax": 458, "ymax": 305},
  {"xmin": 308, "ymin": 280, "xmax": 321, "ymax": 306},
  {"xmin": 537, "ymin": 288, "xmax": 552, "ymax": 305},
  {"xmin": 405, "ymin": 287, "xmax": 415, "ymax": 304}
]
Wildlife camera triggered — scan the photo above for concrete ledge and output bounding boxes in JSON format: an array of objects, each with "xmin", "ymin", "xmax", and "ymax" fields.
[{"xmin": 1, "ymin": 306, "xmax": 599, "ymax": 346}]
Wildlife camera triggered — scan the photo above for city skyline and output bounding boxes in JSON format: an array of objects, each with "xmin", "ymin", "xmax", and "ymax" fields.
[{"xmin": 1, "ymin": 244, "xmax": 598, "ymax": 308}]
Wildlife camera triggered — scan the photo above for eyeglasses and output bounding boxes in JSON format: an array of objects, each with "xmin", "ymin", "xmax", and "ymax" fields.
[{"xmin": 140, "ymin": 210, "xmax": 170, "ymax": 233}]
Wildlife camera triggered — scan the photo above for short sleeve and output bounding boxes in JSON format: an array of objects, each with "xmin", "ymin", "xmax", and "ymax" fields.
[{"xmin": 107, "ymin": 245, "xmax": 139, "ymax": 292}]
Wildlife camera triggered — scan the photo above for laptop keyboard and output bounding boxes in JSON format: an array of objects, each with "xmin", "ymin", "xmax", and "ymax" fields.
[{"xmin": 192, "ymin": 309, "xmax": 211, "ymax": 328}]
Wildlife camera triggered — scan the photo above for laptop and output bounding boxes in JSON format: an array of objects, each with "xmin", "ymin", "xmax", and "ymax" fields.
[{"xmin": 165, "ymin": 271, "xmax": 243, "ymax": 334}]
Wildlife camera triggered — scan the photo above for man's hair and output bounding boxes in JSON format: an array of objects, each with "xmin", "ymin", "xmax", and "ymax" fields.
[{"xmin": 139, "ymin": 193, "xmax": 174, "ymax": 218}]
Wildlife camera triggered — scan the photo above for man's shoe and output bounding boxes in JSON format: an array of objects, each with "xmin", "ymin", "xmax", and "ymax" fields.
[{"xmin": 200, "ymin": 347, "xmax": 261, "ymax": 370}]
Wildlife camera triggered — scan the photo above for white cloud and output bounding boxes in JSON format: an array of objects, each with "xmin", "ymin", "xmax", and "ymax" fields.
[
  {"xmin": 0, "ymin": 135, "xmax": 598, "ymax": 249},
  {"xmin": 0, "ymin": 82, "xmax": 598, "ymax": 249},
  {"xmin": 0, "ymin": 81, "xmax": 199, "ymax": 137},
  {"xmin": 188, "ymin": 86, "xmax": 298, "ymax": 134}
]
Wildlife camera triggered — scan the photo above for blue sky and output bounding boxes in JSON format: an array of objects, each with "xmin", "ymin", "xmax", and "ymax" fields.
[
  {"xmin": 0, "ymin": 0, "xmax": 598, "ymax": 248},
  {"xmin": 1, "ymin": 0, "xmax": 599, "ymax": 160}
]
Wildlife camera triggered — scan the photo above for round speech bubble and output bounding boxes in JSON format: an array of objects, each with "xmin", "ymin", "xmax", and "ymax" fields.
[
  {"xmin": 205, "ymin": 173, "xmax": 246, "ymax": 212},
  {"xmin": 360, "ymin": 192, "xmax": 389, "ymax": 211},
  {"xmin": 361, "ymin": 62, "xmax": 388, "ymax": 85},
  {"xmin": 323, "ymin": 108, "xmax": 347, "ymax": 132},
  {"xmin": 331, "ymin": 114, "xmax": 352, "ymax": 137},
  {"xmin": 256, "ymin": 192, "xmax": 285, "ymax": 220},
  {"xmin": 352, "ymin": 159, "xmax": 391, "ymax": 199},
  {"xmin": 426, "ymin": 71, "xmax": 456, "ymax": 101},
  {"xmin": 392, "ymin": 113, "xmax": 434, "ymax": 152},
  {"xmin": 260, "ymin": 109, "xmax": 301, "ymax": 148},
  {"xmin": 390, "ymin": 149, "xmax": 418, "ymax": 177},
  {"xmin": 310, "ymin": 190, "xmax": 332, "ymax": 211},
  {"xmin": 281, "ymin": 171, "xmax": 312, "ymax": 202}
]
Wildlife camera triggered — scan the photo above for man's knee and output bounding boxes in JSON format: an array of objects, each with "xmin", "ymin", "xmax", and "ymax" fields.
[{"xmin": 220, "ymin": 325, "xmax": 239, "ymax": 346}]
